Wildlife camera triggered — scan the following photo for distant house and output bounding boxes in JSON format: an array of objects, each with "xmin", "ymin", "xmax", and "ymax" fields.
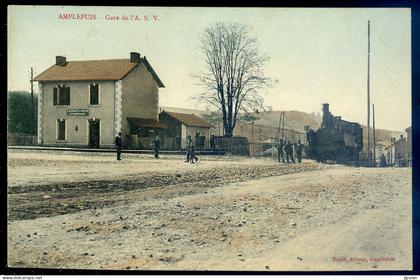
[
  {"xmin": 373, "ymin": 142, "xmax": 387, "ymax": 165},
  {"xmin": 159, "ymin": 111, "xmax": 214, "ymax": 149},
  {"xmin": 33, "ymin": 52, "xmax": 165, "ymax": 148},
  {"xmin": 405, "ymin": 126, "xmax": 412, "ymax": 166},
  {"xmin": 384, "ymin": 133, "xmax": 410, "ymax": 167}
]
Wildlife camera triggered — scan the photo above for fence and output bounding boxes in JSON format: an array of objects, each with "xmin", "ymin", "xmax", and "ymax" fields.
[
  {"xmin": 124, "ymin": 136, "xmax": 205, "ymax": 151},
  {"xmin": 213, "ymin": 136, "xmax": 250, "ymax": 155},
  {"xmin": 124, "ymin": 135, "xmax": 171, "ymax": 150},
  {"xmin": 8, "ymin": 133, "xmax": 37, "ymax": 146}
]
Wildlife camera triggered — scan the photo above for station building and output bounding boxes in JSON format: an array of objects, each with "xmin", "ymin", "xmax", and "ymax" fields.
[
  {"xmin": 33, "ymin": 52, "xmax": 165, "ymax": 148},
  {"xmin": 159, "ymin": 111, "xmax": 214, "ymax": 149}
]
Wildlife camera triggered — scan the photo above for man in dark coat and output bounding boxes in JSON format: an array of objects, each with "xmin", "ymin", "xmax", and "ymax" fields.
[
  {"xmin": 200, "ymin": 132, "xmax": 206, "ymax": 151},
  {"xmin": 295, "ymin": 140, "xmax": 304, "ymax": 163},
  {"xmin": 115, "ymin": 132, "xmax": 122, "ymax": 160},
  {"xmin": 275, "ymin": 139, "xmax": 285, "ymax": 163},
  {"xmin": 189, "ymin": 143, "xmax": 199, "ymax": 163},
  {"xmin": 152, "ymin": 135, "xmax": 161, "ymax": 159},
  {"xmin": 210, "ymin": 135, "xmax": 215, "ymax": 151},
  {"xmin": 195, "ymin": 132, "xmax": 200, "ymax": 149},
  {"xmin": 284, "ymin": 140, "xmax": 295, "ymax": 163},
  {"xmin": 186, "ymin": 135, "xmax": 193, "ymax": 162},
  {"xmin": 380, "ymin": 154, "xmax": 387, "ymax": 167}
]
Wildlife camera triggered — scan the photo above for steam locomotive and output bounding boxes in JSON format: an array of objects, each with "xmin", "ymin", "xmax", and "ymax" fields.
[{"xmin": 305, "ymin": 104, "xmax": 363, "ymax": 165}]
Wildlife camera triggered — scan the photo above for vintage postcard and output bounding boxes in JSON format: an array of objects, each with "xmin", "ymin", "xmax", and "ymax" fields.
[{"xmin": 6, "ymin": 6, "xmax": 412, "ymax": 271}]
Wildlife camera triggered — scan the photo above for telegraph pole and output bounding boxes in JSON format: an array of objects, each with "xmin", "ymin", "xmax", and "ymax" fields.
[
  {"xmin": 367, "ymin": 20, "xmax": 371, "ymax": 166},
  {"xmin": 373, "ymin": 104, "xmax": 376, "ymax": 167},
  {"xmin": 30, "ymin": 67, "xmax": 35, "ymax": 135},
  {"xmin": 281, "ymin": 111, "xmax": 285, "ymax": 140},
  {"xmin": 277, "ymin": 112, "xmax": 282, "ymax": 142},
  {"xmin": 251, "ymin": 122, "xmax": 254, "ymax": 155}
]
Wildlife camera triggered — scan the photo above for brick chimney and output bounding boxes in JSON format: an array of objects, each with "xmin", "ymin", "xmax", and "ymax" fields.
[
  {"xmin": 130, "ymin": 52, "xmax": 141, "ymax": 63},
  {"xmin": 55, "ymin": 56, "xmax": 67, "ymax": 66}
]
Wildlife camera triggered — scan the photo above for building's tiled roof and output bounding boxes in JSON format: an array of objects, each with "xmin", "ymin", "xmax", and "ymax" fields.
[
  {"xmin": 127, "ymin": 117, "xmax": 167, "ymax": 129},
  {"xmin": 384, "ymin": 137, "xmax": 406, "ymax": 150},
  {"xmin": 161, "ymin": 111, "xmax": 215, "ymax": 128},
  {"xmin": 33, "ymin": 58, "xmax": 164, "ymax": 87}
]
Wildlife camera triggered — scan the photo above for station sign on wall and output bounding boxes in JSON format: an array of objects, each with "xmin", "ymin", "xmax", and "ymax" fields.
[{"xmin": 66, "ymin": 109, "xmax": 89, "ymax": 116}]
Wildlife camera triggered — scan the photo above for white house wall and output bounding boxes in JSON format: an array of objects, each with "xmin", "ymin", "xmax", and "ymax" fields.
[
  {"xmin": 39, "ymin": 81, "xmax": 116, "ymax": 147},
  {"xmin": 181, "ymin": 124, "xmax": 187, "ymax": 148},
  {"xmin": 115, "ymin": 80, "xmax": 123, "ymax": 135}
]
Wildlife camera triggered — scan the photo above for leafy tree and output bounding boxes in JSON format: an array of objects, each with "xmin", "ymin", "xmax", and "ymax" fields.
[
  {"xmin": 238, "ymin": 112, "xmax": 259, "ymax": 123},
  {"xmin": 7, "ymin": 91, "xmax": 38, "ymax": 134}
]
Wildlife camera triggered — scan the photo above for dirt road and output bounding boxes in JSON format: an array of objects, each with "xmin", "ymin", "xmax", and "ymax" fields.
[{"xmin": 7, "ymin": 150, "xmax": 412, "ymax": 271}]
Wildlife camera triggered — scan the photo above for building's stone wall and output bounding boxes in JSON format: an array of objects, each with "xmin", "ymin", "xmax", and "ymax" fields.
[
  {"xmin": 37, "ymin": 83, "xmax": 43, "ymax": 144},
  {"xmin": 121, "ymin": 63, "xmax": 159, "ymax": 136},
  {"xmin": 115, "ymin": 80, "xmax": 123, "ymax": 136}
]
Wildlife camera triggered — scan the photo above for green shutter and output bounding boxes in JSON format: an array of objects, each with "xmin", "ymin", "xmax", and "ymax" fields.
[
  {"xmin": 65, "ymin": 86, "xmax": 70, "ymax": 105},
  {"xmin": 53, "ymin": 87, "xmax": 58, "ymax": 105},
  {"xmin": 90, "ymin": 84, "xmax": 98, "ymax": 105}
]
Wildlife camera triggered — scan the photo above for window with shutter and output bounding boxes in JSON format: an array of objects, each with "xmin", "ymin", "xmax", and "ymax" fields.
[
  {"xmin": 55, "ymin": 85, "xmax": 71, "ymax": 105},
  {"xmin": 53, "ymin": 87, "xmax": 58, "ymax": 105},
  {"xmin": 58, "ymin": 86, "xmax": 65, "ymax": 105},
  {"xmin": 65, "ymin": 86, "xmax": 70, "ymax": 105},
  {"xmin": 90, "ymin": 83, "xmax": 99, "ymax": 105}
]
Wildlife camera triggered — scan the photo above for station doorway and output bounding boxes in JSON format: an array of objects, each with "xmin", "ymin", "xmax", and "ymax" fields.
[{"xmin": 88, "ymin": 119, "xmax": 100, "ymax": 148}]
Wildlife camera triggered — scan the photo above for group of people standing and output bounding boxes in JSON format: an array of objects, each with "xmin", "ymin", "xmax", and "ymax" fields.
[
  {"xmin": 115, "ymin": 132, "xmax": 162, "ymax": 160},
  {"xmin": 115, "ymin": 132, "xmax": 199, "ymax": 163},
  {"xmin": 116, "ymin": 132, "xmax": 304, "ymax": 164},
  {"xmin": 275, "ymin": 139, "xmax": 304, "ymax": 163},
  {"xmin": 195, "ymin": 132, "xmax": 206, "ymax": 151},
  {"xmin": 151, "ymin": 134, "xmax": 201, "ymax": 163}
]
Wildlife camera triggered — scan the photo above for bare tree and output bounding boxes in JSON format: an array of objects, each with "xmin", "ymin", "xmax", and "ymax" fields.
[{"xmin": 195, "ymin": 22, "xmax": 272, "ymax": 137}]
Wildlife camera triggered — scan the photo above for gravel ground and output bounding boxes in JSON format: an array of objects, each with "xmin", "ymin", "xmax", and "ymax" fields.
[
  {"xmin": 7, "ymin": 149, "xmax": 285, "ymax": 187},
  {"xmin": 7, "ymin": 149, "xmax": 412, "ymax": 271},
  {"xmin": 7, "ymin": 149, "xmax": 328, "ymax": 220}
]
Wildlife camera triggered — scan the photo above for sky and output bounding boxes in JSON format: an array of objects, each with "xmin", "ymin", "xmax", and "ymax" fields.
[{"xmin": 8, "ymin": 6, "xmax": 411, "ymax": 131}]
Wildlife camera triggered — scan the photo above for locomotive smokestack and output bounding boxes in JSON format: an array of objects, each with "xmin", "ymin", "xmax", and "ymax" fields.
[{"xmin": 322, "ymin": 103, "xmax": 332, "ymax": 128}]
